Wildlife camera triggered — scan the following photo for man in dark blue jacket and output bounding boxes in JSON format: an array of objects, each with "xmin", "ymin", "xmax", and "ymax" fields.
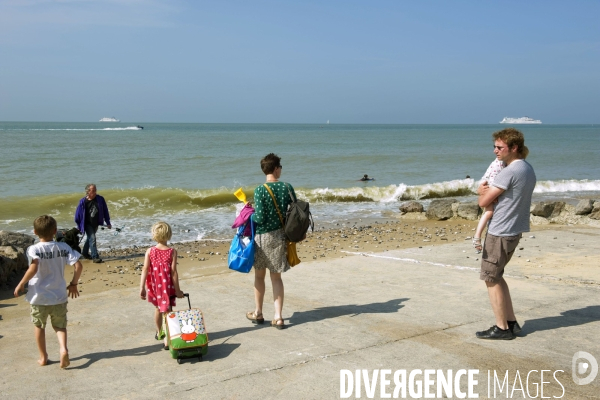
[{"xmin": 74, "ymin": 184, "xmax": 111, "ymax": 263}]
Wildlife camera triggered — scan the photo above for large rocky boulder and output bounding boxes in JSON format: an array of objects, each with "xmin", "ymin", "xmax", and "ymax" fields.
[
  {"xmin": 456, "ymin": 202, "xmax": 482, "ymax": 221},
  {"xmin": 0, "ymin": 231, "xmax": 35, "ymax": 249},
  {"xmin": 426, "ymin": 199, "xmax": 457, "ymax": 221},
  {"xmin": 528, "ymin": 203, "xmax": 600, "ymax": 227},
  {"xmin": 0, "ymin": 246, "xmax": 29, "ymax": 288},
  {"xmin": 0, "ymin": 231, "xmax": 35, "ymax": 287},
  {"xmin": 550, "ymin": 202, "xmax": 565, "ymax": 218},
  {"xmin": 575, "ymin": 199, "xmax": 594, "ymax": 215},
  {"xmin": 531, "ymin": 202, "xmax": 565, "ymax": 218},
  {"xmin": 530, "ymin": 215, "xmax": 550, "ymax": 225},
  {"xmin": 590, "ymin": 202, "xmax": 600, "ymax": 220},
  {"xmin": 399, "ymin": 201, "xmax": 424, "ymax": 214},
  {"xmin": 530, "ymin": 202, "xmax": 553, "ymax": 218}
]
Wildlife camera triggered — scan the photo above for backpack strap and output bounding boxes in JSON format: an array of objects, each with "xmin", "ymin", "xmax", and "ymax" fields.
[
  {"xmin": 285, "ymin": 183, "xmax": 297, "ymax": 203},
  {"xmin": 263, "ymin": 184, "xmax": 285, "ymax": 227}
]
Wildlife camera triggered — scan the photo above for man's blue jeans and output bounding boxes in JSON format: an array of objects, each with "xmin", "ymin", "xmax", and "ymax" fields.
[{"xmin": 82, "ymin": 225, "xmax": 99, "ymax": 259}]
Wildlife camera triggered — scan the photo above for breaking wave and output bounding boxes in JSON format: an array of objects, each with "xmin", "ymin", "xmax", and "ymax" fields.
[
  {"xmin": 2, "ymin": 179, "xmax": 598, "ymax": 248},
  {"xmin": 534, "ymin": 179, "xmax": 600, "ymax": 193},
  {"xmin": 4, "ymin": 178, "xmax": 597, "ymax": 223}
]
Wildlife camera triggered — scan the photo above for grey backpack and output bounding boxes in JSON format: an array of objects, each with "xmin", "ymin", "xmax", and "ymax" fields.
[{"xmin": 284, "ymin": 184, "xmax": 314, "ymax": 242}]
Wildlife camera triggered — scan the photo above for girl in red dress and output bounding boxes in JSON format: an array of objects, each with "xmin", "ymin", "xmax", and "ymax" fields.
[{"xmin": 139, "ymin": 221, "xmax": 184, "ymax": 349}]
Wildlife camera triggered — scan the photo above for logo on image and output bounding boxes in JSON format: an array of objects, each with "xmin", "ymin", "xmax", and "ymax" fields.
[{"xmin": 572, "ymin": 351, "xmax": 598, "ymax": 386}]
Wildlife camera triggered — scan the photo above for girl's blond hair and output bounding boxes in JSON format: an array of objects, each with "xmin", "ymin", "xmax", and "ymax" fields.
[{"xmin": 151, "ymin": 221, "xmax": 172, "ymax": 243}]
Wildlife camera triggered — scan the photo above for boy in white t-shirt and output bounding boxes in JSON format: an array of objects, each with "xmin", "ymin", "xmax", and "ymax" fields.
[{"xmin": 14, "ymin": 215, "xmax": 83, "ymax": 368}]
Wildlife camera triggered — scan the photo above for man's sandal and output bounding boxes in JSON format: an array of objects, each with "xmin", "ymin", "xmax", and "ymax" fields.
[
  {"xmin": 271, "ymin": 318, "xmax": 285, "ymax": 330},
  {"xmin": 472, "ymin": 237, "xmax": 482, "ymax": 253},
  {"xmin": 246, "ymin": 311, "xmax": 265, "ymax": 324}
]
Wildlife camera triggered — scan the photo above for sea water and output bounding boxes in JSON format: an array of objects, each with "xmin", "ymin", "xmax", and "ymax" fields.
[{"xmin": 1, "ymin": 122, "xmax": 599, "ymax": 249}]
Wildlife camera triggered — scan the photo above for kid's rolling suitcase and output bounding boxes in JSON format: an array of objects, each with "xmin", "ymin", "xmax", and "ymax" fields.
[{"xmin": 165, "ymin": 293, "xmax": 208, "ymax": 364}]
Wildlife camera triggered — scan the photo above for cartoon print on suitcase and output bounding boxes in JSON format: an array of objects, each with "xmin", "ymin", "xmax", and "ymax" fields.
[{"xmin": 165, "ymin": 294, "xmax": 208, "ymax": 363}]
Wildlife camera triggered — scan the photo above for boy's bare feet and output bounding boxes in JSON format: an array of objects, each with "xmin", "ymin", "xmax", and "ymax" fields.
[
  {"xmin": 38, "ymin": 354, "xmax": 48, "ymax": 366},
  {"xmin": 60, "ymin": 351, "xmax": 70, "ymax": 369}
]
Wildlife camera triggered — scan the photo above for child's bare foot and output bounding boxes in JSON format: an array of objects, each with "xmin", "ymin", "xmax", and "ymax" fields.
[
  {"xmin": 60, "ymin": 351, "xmax": 70, "ymax": 369},
  {"xmin": 37, "ymin": 354, "xmax": 48, "ymax": 366}
]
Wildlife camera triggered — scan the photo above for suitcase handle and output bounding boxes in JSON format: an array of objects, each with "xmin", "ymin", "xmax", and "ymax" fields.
[{"xmin": 170, "ymin": 293, "xmax": 191, "ymax": 309}]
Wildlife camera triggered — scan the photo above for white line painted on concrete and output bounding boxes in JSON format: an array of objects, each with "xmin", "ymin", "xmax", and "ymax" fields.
[{"xmin": 340, "ymin": 250, "xmax": 480, "ymax": 272}]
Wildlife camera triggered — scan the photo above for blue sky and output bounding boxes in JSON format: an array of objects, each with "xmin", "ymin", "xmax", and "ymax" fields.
[{"xmin": 1, "ymin": 1, "xmax": 598, "ymax": 123}]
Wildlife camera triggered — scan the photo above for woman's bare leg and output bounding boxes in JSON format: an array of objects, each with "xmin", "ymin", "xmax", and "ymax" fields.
[
  {"xmin": 270, "ymin": 272, "xmax": 284, "ymax": 325},
  {"xmin": 254, "ymin": 268, "xmax": 267, "ymax": 316}
]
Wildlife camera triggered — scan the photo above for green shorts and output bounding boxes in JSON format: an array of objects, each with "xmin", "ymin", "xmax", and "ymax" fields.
[{"xmin": 30, "ymin": 303, "xmax": 68, "ymax": 329}]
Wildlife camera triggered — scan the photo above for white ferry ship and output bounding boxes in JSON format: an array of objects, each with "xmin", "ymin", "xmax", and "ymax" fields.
[
  {"xmin": 99, "ymin": 117, "xmax": 120, "ymax": 122},
  {"xmin": 499, "ymin": 116, "xmax": 541, "ymax": 124}
]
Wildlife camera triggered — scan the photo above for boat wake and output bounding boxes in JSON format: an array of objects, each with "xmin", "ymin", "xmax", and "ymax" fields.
[{"xmin": 27, "ymin": 126, "xmax": 143, "ymax": 131}]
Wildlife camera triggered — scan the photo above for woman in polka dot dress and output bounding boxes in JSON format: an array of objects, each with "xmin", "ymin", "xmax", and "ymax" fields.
[
  {"xmin": 139, "ymin": 221, "xmax": 184, "ymax": 349},
  {"xmin": 246, "ymin": 153, "xmax": 298, "ymax": 330}
]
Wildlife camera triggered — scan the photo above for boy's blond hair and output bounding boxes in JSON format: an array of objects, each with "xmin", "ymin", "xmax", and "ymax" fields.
[
  {"xmin": 34, "ymin": 215, "xmax": 57, "ymax": 239},
  {"xmin": 151, "ymin": 221, "xmax": 172, "ymax": 243}
]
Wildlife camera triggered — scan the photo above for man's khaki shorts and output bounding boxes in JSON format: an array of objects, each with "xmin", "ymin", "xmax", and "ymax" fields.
[
  {"xmin": 30, "ymin": 302, "xmax": 68, "ymax": 329},
  {"xmin": 480, "ymin": 233, "xmax": 522, "ymax": 282}
]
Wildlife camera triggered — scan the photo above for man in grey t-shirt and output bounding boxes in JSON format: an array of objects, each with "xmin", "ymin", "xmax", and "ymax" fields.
[{"xmin": 476, "ymin": 128, "xmax": 536, "ymax": 340}]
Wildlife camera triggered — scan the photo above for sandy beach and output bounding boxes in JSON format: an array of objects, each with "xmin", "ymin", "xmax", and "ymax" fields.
[
  {"xmin": 57, "ymin": 218, "xmax": 600, "ymax": 297},
  {"xmin": 3, "ymin": 217, "xmax": 598, "ymax": 302},
  {"xmin": 11, "ymin": 219, "xmax": 487, "ymax": 297}
]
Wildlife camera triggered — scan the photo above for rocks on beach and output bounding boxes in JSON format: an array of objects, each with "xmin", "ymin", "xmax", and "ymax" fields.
[
  {"xmin": 531, "ymin": 201, "xmax": 565, "ymax": 218},
  {"xmin": 399, "ymin": 198, "xmax": 600, "ymax": 226},
  {"xmin": 0, "ymin": 231, "xmax": 36, "ymax": 249},
  {"xmin": 575, "ymin": 199, "xmax": 594, "ymax": 215},
  {"xmin": 590, "ymin": 201, "xmax": 600, "ymax": 220},
  {"xmin": 455, "ymin": 202, "xmax": 482, "ymax": 220},
  {"xmin": 0, "ymin": 231, "xmax": 35, "ymax": 288},
  {"xmin": 425, "ymin": 199, "xmax": 457, "ymax": 221},
  {"xmin": 400, "ymin": 199, "xmax": 483, "ymax": 222},
  {"xmin": 398, "ymin": 201, "xmax": 423, "ymax": 215}
]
